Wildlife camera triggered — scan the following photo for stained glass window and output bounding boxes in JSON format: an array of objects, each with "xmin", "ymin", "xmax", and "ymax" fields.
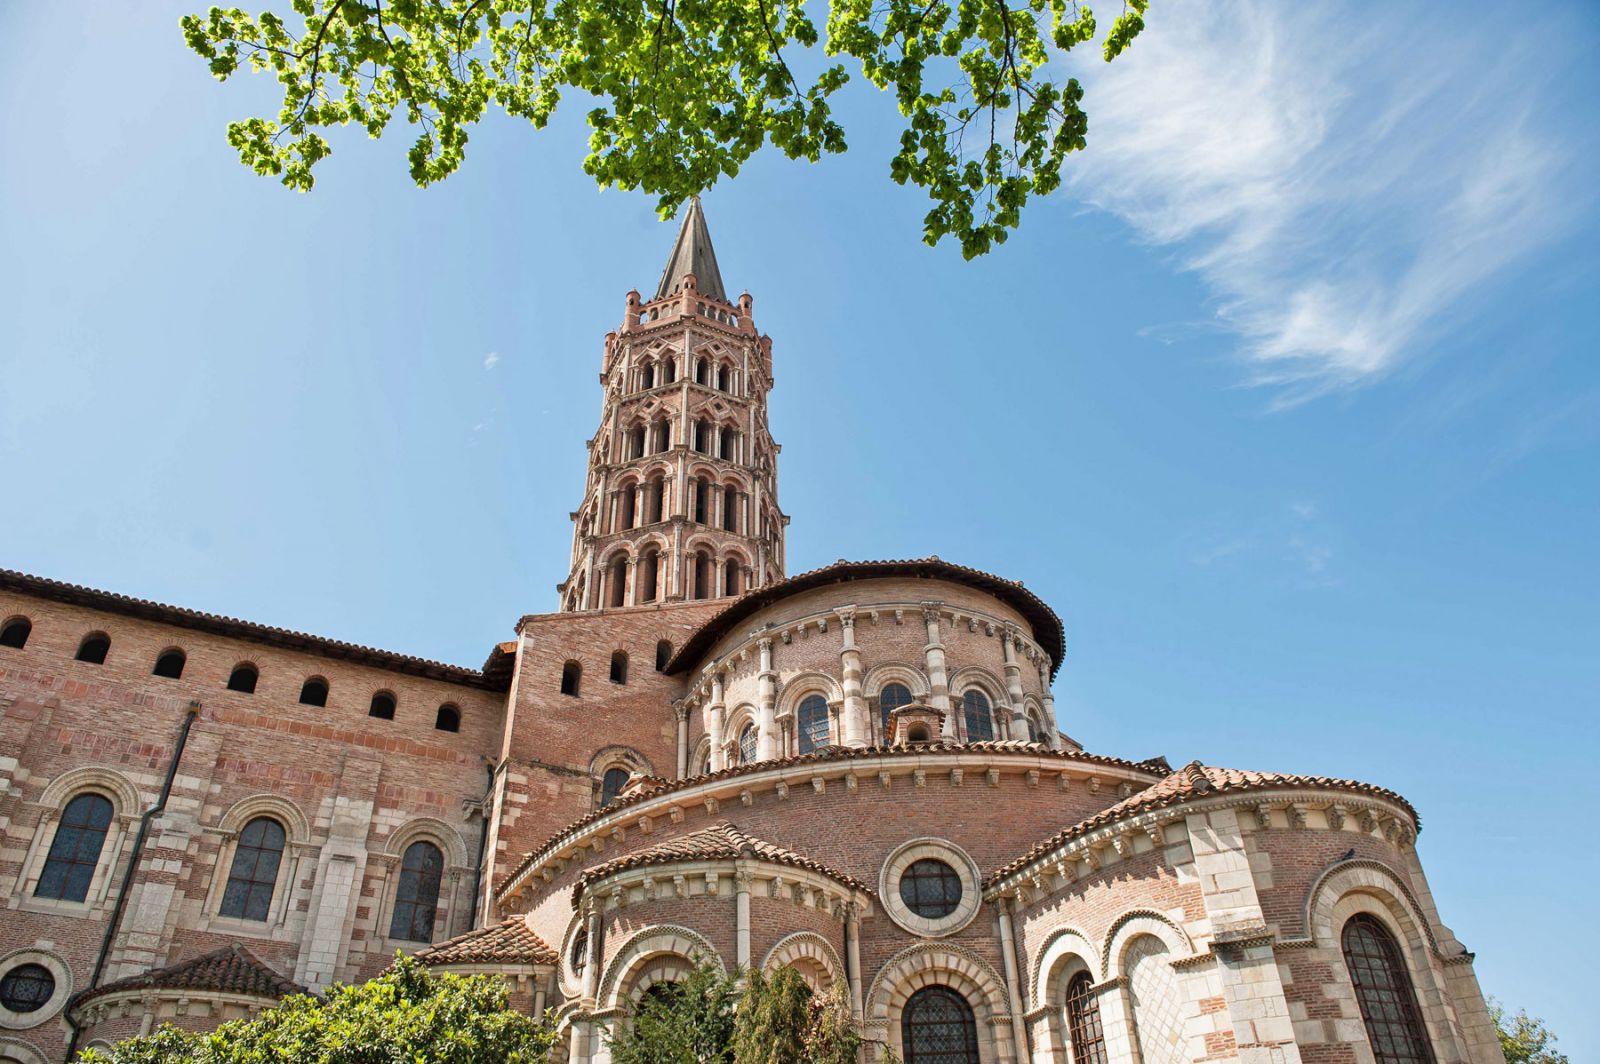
[
  {"xmin": 1342, "ymin": 915, "xmax": 1436, "ymax": 1064},
  {"xmin": 902, "ymin": 985, "xmax": 979, "ymax": 1064}
]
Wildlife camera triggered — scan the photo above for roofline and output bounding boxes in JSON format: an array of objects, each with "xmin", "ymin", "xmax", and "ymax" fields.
[
  {"xmin": 0, "ymin": 567, "xmax": 506, "ymax": 690},
  {"xmin": 665, "ymin": 557, "xmax": 1066, "ymax": 677},
  {"xmin": 495, "ymin": 743, "xmax": 1167, "ymax": 902}
]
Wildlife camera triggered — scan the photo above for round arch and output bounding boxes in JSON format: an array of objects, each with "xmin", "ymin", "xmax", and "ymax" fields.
[
  {"xmin": 1030, "ymin": 925, "xmax": 1099, "ymax": 1003},
  {"xmin": 385, "ymin": 816, "xmax": 470, "ymax": 868},
  {"xmin": 216, "ymin": 793, "xmax": 310, "ymax": 844},
  {"xmin": 0, "ymin": 1036, "xmax": 50, "ymax": 1064},
  {"xmin": 597, "ymin": 925, "xmax": 725, "ymax": 1010},
  {"xmin": 867, "ymin": 942, "xmax": 1013, "ymax": 1063},
  {"xmin": 775, "ymin": 673, "xmax": 843, "ymax": 720},
  {"xmin": 1104, "ymin": 910, "xmax": 1195, "ymax": 977},
  {"xmin": 36, "ymin": 766, "xmax": 141, "ymax": 818},
  {"xmin": 762, "ymin": 931, "xmax": 844, "ymax": 991},
  {"xmin": 863, "ymin": 662, "xmax": 930, "ymax": 700}
]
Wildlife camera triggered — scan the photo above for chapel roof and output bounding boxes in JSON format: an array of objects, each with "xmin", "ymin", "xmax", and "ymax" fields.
[
  {"xmin": 73, "ymin": 944, "xmax": 303, "ymax": 1008},
  {"xmin": 654, "ymin": 196, "xmax": 728, "ymax": 303},
  {"xmin": 985, "ymin": 760, "xmax": 1420, "ymax": 888},
  {"xmin": 414, "ymin": 918, "xmax": 557, "ymax": 967},
  {"xmin": 666, "ymin": 557, "xmax": 1066, "ymax": 677},
  {"xmin": 575, "ymin": 822, "xmax": 874, "ymax": 902},
  {"xmin": 0, "ymin": 567, "xmax": 505, "ymax": 690}
]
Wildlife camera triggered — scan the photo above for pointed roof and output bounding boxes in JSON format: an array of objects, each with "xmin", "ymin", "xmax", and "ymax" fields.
[
  {"xmin": 576, "ymin": 822, "xmax": 873, "ymax": 901},
  {"xmin": 415, "ymin": 918, "xmax": 557, "ymax": 967},
  {"xmin": 655, "ymin": 196, "xmax": 728, "ymax": 303},
  {"xmin": 74, "ymin": 944, "xmax": 303, "ymax": 1007}
]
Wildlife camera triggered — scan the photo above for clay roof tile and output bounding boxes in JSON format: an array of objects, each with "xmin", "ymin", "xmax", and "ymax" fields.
[{"xmin": 414, "ymin": 918, "xmax": 557, "ymax": 967}]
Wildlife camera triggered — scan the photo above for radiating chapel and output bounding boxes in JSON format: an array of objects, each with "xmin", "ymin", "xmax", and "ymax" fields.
[{"xmin": 0, "ymin": 202, "xmax": 1504, "ymax": 1064}]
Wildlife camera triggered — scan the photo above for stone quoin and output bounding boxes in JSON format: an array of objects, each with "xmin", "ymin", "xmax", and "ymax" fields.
[{"xmin": 0, "ymin": 201, "xmax": 1503, "ymax": 1064}]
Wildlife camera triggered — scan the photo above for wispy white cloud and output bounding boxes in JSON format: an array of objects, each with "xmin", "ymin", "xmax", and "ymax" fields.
[
  {"xmin": 1066, "ymin": 2, "xmax": 1589, "ymax": 405},
  {"xmin": 1187, "ymin": 500, "xmax": 1338, "ymax": 587},
  {"xmin": 483, "ymin": 351, "xmax": 501, "ymax": 370}
]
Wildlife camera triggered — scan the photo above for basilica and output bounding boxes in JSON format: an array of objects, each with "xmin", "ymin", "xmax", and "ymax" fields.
[{"xmin": 0, "ymin": 202, "xmax": 1503, "ymax": 1064}]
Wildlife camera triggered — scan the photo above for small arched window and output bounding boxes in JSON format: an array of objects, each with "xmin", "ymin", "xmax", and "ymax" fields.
[
  {"xmin": 389, "ymin": 840, "xmax": 444, "ymax": 943},
  {"xmin": 640, "ymin": 362, "xmax": 655, "ymax": 390},
  {"xmin": 901, "ymin": 985, "xmax": 980, "ymax": 1064},
  {"xmin": 629, "ymin": 424, "xmax": 647, "ymax": 459},
  {"xmin": 0, "ymin": 617, "xmax": 30, "ymax": 649},
  {"xmin": 647, "ymin": 477, "xmax": 665, "ymax": 522},
  {"xmin": 722, "ymin": 485, "xmax": 738, "ymax": 532},
  {"xmin": 369, "ymin": 691, "xmax": 396, "ymax": 720},
  {"xmin": 299, "ymin": 677, "xmax": 329, "ymax": 707},
  {"xmin": 75, "ymin": 632, "xmax": 111, "ymax": 665},
  {"xmin": 723, "ymin": 558, "xmax": 740, "ymax": 597},
  {"xmin": 600, "ymin": 767, "xmax": 631, "ymax": 807},
  {"xmin": 693, "ymin": 552, "xmax": 712, "ymax": 600},
  {"xmin": 655, "ymin": 640, "xmax": 673, "ymax": 672},
  {"xmin": 962, "ymin": 689, "xmax": 994, "ymax": 742},
  {"xmin": 1025, "ymin": 712, "xmax": 1043, "ymax": 743},
  {"xmin": 662, "ymin": 358, "xmax": 676, "ymax": 384},
  {"xmin": 610, "ymin": 650, "xmax": 629, "ymax": 684},
  {"xmin": 219, "ymin": 816, "xmax": 286, "ymax": 921},
  {"xmin": 560, "ymin": 661, "xmax": 582, "ymax": 697},
  {"xmin": 571, "ymin": 924, "xmax": 590, "ymax": 973},
  {"xmin": 693, "ymin": 477, "xmax": 711, "ymax": 523},
  {"xmin": 620, "ymin": 486, "xmax": 637, "ymax": 530},
  {"xmin": 607, "ymin": 555, "xmax": 628, "ymax": 608},
  {"xmin": 719, "ymin": 429, "xmax": 737, "ymax": 461},
  {"xmin": 639, "ymin": 550, "xmax": 660, "ymax": 603},
  {"xmin": 695, "ymin": 358, "xmax": 709, "ymax": 385},
  {"xmin": 738, "ymin": 723, "xmax": 758, "ymax": 765},
  {"xmin": 694, "ymin": 421, "xmax": 710, "ymax": 453},
  {"xmin": 879, "ymin": 682, "xmax": 914, "ymax": 733},
  {"xmin": 1342, "ymin": 914, "xmax": 1436, "ymax": 1064},
  {"xmin": 226, "ymin": 663, "xmax": 259, "ymax": 694},
  {"xmin": 797, "ymin": 694, "xmax": 830, "ymax": 754},
  {"xmin": 36, "ymin": 792, "xmax": 114, "ymax": 902},
  {"xmin": 1065, "ymin": 971, "xmax": 1109, "ymax": 1064},
  {"xmin": 435, "ymin": 704, "xmax": 461, "ymax": 732},
  {"xmin": 152, "ymin": 648, "xmax": 186, "ymax": 679},
  {"xmin": 654, "ymin": 423, "xmax": 672, "ymax": 454}
]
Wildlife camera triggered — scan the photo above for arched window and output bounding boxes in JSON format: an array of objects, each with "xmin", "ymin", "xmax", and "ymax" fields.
[
  {"xmin": 610, "ymin": 650, "xmax": 629, "ymax": 684},
  {"xmin": 694, "ymin": 421, "xmax": 710, "ymax": 453},
  {"xmin": 640, "ymin": 362, "xmax": 655, "ymax": 389},
  {"xmin": 219, "ymin": 816, "xmax": 285, "ymax": 921},
  {"xmin": 620, "ymin": 487, "xmax": 637, "ymax": 529},
  {"xmin": 722, "ymin": 485, "xmax": 738, "ymax": 532},
  {"xmin": 693, "ymin": 477, "xmax": 711, "ymax": 523},
  {"xmin": 600, "ymin": 767, "xmax": 631, "ymax": 807},
  {"xmin": 654, "ymin": 423, "xmax": 671, "ymax": 453},
  {"xmin": 152, "ymin": 648, "xmax": 185, "ymax": 679},
  {"xmin": 75, "ymin": 632, "xmax": 110, "ymax": 664},
  {"xmin": 369, "ymin": 691, "xmax": 396, "ymax": 720},
  {"xmin": 629, "ymin": 424, "xmax": 647, "ymax": 459},
  {"xmin": 0, "ymin": 617, "xmax": 30, "ymax": 649},
  {"xmin": 797, "ymin": 694, "xmax": 830, "ymax": 754},
  {"xmin": 608, "ymin": 555, "xmax": 628, "ymax": 607},
  {"xmin": 901, "ymin": 985, "xmax": 979, "ymax": 1064},
  {"xmin": 389, "ymin": 840, "xmax": 444, "ymax": 943},
  {"xmin": 1025, "ymin": 712, "xmax": 1043, "ymax": 743},
  {"xmin": 738, "ymin": 723, "xmax": 758, "ymax": 764},
  {"xmin": 693, "ymin": 552, "xmax": 712, "ymax": 600},
  {"xmin": 1065, "ymin": 971, "xmax": 1109, "ymax": 1064},
  {"xmin": 655, "ymin": 640, "xmax": 673, "ymax": 672},
  {"xmin": 1342, "ymin": 914, "xmax": 1436, "ymax": 1064},
  {"xmin": 435, "ymin": 704, "xmax": 460, "ymax": 732},
  {"xmin": 36, "ymin": 793, "xmax": 113, "ymax": 902},
  {"xmin": 299, "ymin": 677, "xmax": 329, "ymax": 707},
  {"xmin": 723, "ymin": 559, "xmax": 740, "ymax": 597},
  {"xmin": 879, "ymin": 682, "xmax": 914, "ymax": 733},
  {"xmin": 962, "ymin": 689, "xmax": 994, "ymax": 742},
  {"xmin": 662, "ymin": 358, "xmax": 676, "ymax": 384},
  {"xmin": 560, "ymin": 661, "xmax": 582, "ymax": 697},
  {"xmin": 571, "ymin": 924, "xmax": 590, "ymax": 973},
  {"xmin": 639, "ymin": 550, "xmax": 659, "ymax": 603},
  {"xmin": 716, "ymin": 365, "xmax": 730, "ymax": 392},
  {"xmin": 226, "ymin": 663, "xmax": 258, "ymax": 693},
  {"xmin": 695, "ymin": 358, "xmax": 709, "ymax": 385},
  {"xmin": 647, "ymin": 477, "xmax": 665, "ymax": 522},
  {"xmin": 719, "ymin": 429, "xmax": 737, "ymax": 461}
]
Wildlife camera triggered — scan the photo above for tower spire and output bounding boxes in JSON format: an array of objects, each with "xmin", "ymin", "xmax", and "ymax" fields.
[{"xmin": 654, "ymin": 196, "xmax": 727, "ymax": 303}]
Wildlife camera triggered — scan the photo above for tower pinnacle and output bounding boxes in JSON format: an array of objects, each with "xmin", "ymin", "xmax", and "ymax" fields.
[{"xmin": 654, "ymin": 196, "xmax": 727, "ymax": 303}]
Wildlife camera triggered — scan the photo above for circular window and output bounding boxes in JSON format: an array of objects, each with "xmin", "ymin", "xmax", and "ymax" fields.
[
  {"xmin": 899, "ymin": 859, "xmax": 962, "ymax": 919},
  {"xmin": 880, "ymin": 839, "xmax": 983, "ymax": 937},
  {"xmin": 0, "ymin": 965, "xmax": 52, "ymax": 1014}
]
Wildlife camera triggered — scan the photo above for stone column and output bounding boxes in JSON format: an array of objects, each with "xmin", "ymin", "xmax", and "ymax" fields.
[
  {"xmin": 1036, "ymin": 659, "xmax": 1061, "ymax": 750},
  {"xmin": 845, "ymin": 903, "xmax": 864, "ymax": 1023},
  {"xmin": 837, "ymin": 607, "xmax": 868, "ymax": 748},
  {"xmin": 707, "ymin": 673, "xmax": 728, "ymax": 772},
  {"xmin": 1001, "ymin": 625, "xmax": 1031, "ymax": 741},
  {"xmin": 921, "ymin": 605, "xmax": 955, "ymax": 739},
  {"xmin": 995, "ymin": 895, "xmax": 1032, "ymax": 1063},
  {"xmin": 581, "ymin": 903, "xmax": 603, "ymax": 1003},
  {"xmin": 624, "ymin": 558, "xmax": 638, "ymax": 606},
  {"xmin": 735, "ymin": 864, "xmax": 753, "ymax": 969},
  {"xmin": 674, "ymin": 703, "xmax": 689, "ymax": 778},
  {"xmin": 756, "ymin": 638, "xmax": 779, "ymax": 761},
  {"xmin": 633, "ymin": 484, "xmax": 647, "ymax": 528}
]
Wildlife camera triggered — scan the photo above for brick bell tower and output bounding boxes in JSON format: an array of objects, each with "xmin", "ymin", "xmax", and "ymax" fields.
[{"xmin": 558, "ymin": 198, "xmax": 787, "ymax": 611}]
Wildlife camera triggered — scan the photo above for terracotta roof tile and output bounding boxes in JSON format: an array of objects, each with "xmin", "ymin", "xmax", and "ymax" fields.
[
  {"xmin": 576, "ymin": 822, "xmax": 873, "ymax": 902},
  {"xmin": 495, "ymin": 743, "xmax": 1166, "ymax": 900},
  {"xmin": 986, "ymin": 760, "xmax": 1419, "ymax": 888},
  {"xmin": 74, "ymin": 944, "xmax": 302, "ymax": 1007},
  {"xmin": 0, "ymin": 568, "xmax": 504, "ymax": 689},
  {"xmin": 665, "ymin": 557, "xmax": 1066, "ymax": 678},
  {"xmin": 415, "ymin": 918, "xmax": 556, "ymax": 967}
]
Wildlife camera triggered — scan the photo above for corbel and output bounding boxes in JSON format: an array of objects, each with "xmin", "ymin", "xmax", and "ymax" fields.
[
  {"xmin": 879, "ymin": 770, "xmax": 892, "ymax": 789},
  {"xmin": 1025, "ymin": 769, "xmax": 1040, "ymax": 788},
  {"xmin": 775, "ymin": 781, "xmax": 789, "ymax": 800},
  {"xmin": 811, "ymin": 776, "xmax": 826, "ymax": 794},
  {"xmin": 986, "ymin": 768, "xmax": 1000, "ymax": 788},
  {"xmin": 950, "ymin": 769, "xmax": 963, "ymax": 787},
  {"xmin": 740, "ymin": 789, "xmax": 754, "ymax": 806},
  {"xmin": 914, "ymin": 769, "xmax": 926, "ymax": 788}
]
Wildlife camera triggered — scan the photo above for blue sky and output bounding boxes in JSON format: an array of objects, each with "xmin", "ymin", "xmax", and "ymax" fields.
[{"xmin": 2, "ymin": 0, "xmax": 1596, "ymax": 1055}]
